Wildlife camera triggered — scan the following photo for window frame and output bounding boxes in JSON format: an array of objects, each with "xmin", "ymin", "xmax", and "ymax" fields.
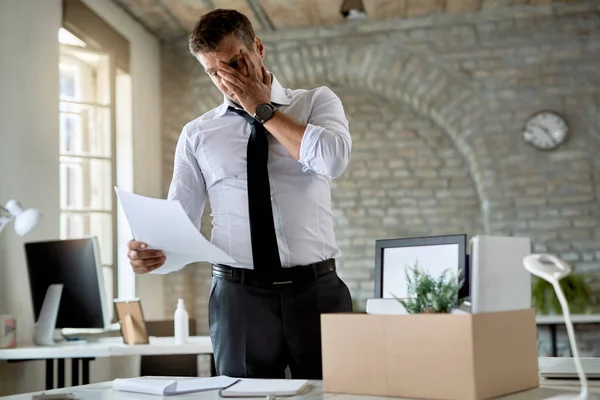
[{"xmin": 58, "ymin": 40, "xmax": 119, "ymax": 319}]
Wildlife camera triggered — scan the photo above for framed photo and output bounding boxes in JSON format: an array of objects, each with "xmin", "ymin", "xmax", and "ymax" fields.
[
  {"xmin": 374, "ymin": 234, "xmax": 468, "ymax": 300},
  {"xmin": 114, "ymin": 299, "xmax": 149, "ymax": 345}
]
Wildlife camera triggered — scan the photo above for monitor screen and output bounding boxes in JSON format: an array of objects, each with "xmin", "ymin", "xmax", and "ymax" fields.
[
  {"xmin": 24, "ymin": 237, "xmax": 109, "ymax": 330},
  {"xmin": 374, "ymin": 234, "xmax": 468, "ymax": 300}
]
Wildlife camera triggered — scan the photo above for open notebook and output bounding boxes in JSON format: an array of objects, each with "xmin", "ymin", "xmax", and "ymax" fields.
[
  {"xmin": 219, "ymin": 379, "xmax": 310, "ymax": 397},
  {"xmin": 113, "ymin": 376, "xmax": 238, "ymax": 395},
  {"xmin": 113, "ymin": 376, "xmax": 310, "ymax": 397}
]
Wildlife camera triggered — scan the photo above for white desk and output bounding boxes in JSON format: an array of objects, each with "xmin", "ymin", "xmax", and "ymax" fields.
[
  {"xmin": 536, "ymin": 314, "xmax": 600, "ymax": 357},
  {"xmin": 536, "ymin": 314, "xmax": 600, "ymax": 325},
  {"xmin": 0, "ymin": 336, "xmax": 213, "ymax": 390},
  {"xmin": 3, "ymin": 359, "xmax": 600, "ymax": 400}
]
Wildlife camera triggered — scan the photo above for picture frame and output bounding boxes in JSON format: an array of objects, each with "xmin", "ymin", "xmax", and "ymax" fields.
[
  {"xmin": 374, "ymin": 234, "xmax": 468, "ymax": 300},
  {"xmin": 113, "ymin": 299, "xmax": 149, "ymax": 345}
]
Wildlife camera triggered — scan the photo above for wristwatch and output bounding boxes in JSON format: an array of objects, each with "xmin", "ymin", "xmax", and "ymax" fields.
[{"xmin": 254, "ymin": 103, "xmax": 276, "ymax": 124}]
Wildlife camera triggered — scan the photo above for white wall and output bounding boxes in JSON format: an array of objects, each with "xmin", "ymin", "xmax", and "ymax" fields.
[
  {"xmin": 0, "ymin": 0, "xmax": 164, "ymax": 395},
  {"xmin": 0, "ymin": 0, "xmax": 62, "ymax": 394}
]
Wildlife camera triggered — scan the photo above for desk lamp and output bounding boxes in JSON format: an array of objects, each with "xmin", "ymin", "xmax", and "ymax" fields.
[
  {"xmin": 0, "ymin": 200, "xmax": 42, "ymax": 236},
  {"xmin": 523, "ymin": 254, "xmax": 589, "ymax": 400}
]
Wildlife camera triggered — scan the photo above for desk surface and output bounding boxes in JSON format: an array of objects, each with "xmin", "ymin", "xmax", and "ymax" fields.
[
  {"xmin": 0, "ymin": 336, "xmax": 212, "ymax": 360},
  {"xmin": 536, "ymin": 314, "xmax": 600, "ymax": 325},
  {"xmin": 2, "ymin": 378, "xmax": 599, "ymax": 400},
  {"xmin": 3, "ymin": 358, "xmax": 600, "ymax": 400}
]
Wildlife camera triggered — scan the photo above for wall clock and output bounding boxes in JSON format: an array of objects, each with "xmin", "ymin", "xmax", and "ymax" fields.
[{"xmin": 522, "ymin": 111, "xmax": 568, "ymax": 150}]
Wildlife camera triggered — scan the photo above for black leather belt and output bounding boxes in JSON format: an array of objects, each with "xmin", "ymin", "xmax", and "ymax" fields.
[{"xmin": 211, "ymin": 259, "xmax": 336, "ymax": 286}]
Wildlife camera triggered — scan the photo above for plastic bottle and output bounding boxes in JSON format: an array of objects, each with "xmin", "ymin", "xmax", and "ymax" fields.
[{"xmin": 174, "ymin": 298, "xmax": 189, "ymax": 345}]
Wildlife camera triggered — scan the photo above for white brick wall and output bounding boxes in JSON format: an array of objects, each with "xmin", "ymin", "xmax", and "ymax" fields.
[{"xmin": 160, "ymin": 2, "xmax": 600, "ymax": 358}]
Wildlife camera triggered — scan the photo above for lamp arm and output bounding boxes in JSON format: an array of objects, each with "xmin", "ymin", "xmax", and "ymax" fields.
[{"xmin": 552, "ymin": 280, "xmax": 589, "ymax": 399}]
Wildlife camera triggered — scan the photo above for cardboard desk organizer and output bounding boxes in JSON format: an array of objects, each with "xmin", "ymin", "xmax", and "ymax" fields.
[{"xmin": 321, "ymin": 308, "xmax": 539, "ymax": 400}]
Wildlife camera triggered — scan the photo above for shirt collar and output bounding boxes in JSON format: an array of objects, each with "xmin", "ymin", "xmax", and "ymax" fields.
[{"xmin": 215, "ymin": 72, "xmax": 290, "ymax": 117}]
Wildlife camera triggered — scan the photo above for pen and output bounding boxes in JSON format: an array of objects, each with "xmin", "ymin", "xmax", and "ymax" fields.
[{"xmin": 217, "ymin": 379, "xmax": 242, "ymax": 398}]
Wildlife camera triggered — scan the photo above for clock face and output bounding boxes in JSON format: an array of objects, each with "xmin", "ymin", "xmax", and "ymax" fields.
[{"xmin": 523, "ymin": 112, "xmax": 568, "ymax": 150}]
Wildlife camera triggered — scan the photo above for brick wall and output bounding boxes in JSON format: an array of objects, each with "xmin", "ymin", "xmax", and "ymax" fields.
[
  {"xmin": 321, "ymin": 90, "xmax": 483, "ymax": 299},
  {"xmin": 160, "ymin": 2, "xmax": 600, "ymax": 357}
]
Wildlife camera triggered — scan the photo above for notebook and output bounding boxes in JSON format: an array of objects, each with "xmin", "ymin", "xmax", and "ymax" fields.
[
  {"xmin": 219, "ymin": 379, "xmax": 310, "ymax": 397},
  {"xmin": 113, "ymin": 375, "xmax": 239, "ymax": 395}
]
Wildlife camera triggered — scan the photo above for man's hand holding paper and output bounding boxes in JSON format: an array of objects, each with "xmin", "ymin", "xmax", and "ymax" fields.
[
  {"xmin": 115, "ymin": 187, "xmax": 236, "ymax": 274},
  {"xmin": 127, "ymin": 240, "xmax": 166, "ymax": 274}
]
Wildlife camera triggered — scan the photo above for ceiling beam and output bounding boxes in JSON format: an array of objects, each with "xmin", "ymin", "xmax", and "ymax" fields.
[
  {"xmin": 111, "ymin": 0, "xmax": 158, "ymax": 38},
  {"xmin": 244, "ymin": 0, "xmax": 276, "ymax": 31},
  {"xmin": 157, "ymin": 0, "xmax": 189, "ymax": 35}
]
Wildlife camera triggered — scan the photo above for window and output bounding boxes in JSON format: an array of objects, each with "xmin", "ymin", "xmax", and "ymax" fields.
[{"xmin": 58, "ymin": 28, "xmax": 133, "ymax": 317}]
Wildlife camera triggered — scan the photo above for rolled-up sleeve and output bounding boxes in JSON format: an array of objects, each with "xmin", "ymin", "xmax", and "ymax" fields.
[
  {"xmin": 167, "ymin": 124, "xmax": 207, "ymax": 230},
  {"xmin": 298, "ymin": 87, "xmax": 351, "ymax": 178}
]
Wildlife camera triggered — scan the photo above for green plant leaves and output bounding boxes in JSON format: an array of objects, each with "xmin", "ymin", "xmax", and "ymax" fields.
[
  {"xmin": 395, "ymin": 261, "xmax": 463, "ymax": 314},
  {"xmin": 531, "ymin": 273, "xmax": 595, "ymax": 315}
]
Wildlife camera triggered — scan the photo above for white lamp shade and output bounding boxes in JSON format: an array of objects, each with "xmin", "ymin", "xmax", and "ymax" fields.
[
  {"xmin": 14, "ymin": 208, "xmax": 42, "ymax": 236},
  {"xmin": 4, "ymin": 200, "xmax": 42, "ymax": 236}
]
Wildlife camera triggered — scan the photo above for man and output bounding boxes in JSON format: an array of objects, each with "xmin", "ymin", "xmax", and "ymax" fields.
[{"xmin": 127, "ymin": 9, "xmax": 352, "ymax": 379}]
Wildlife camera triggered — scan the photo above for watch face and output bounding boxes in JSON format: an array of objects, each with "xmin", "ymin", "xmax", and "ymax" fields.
[
  {"xmin": 523, "ymin": 111, "xmax": 568, "ymax": 150},
  {"xmin": 255, "ymin": 104, "xmax": 274, "ymax": 122}
]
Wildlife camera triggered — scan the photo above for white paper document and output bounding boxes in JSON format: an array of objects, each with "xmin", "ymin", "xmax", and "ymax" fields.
[
  {"xmin": 115, "ymin": 187, "xmax": 236, "ymax": 274},
  {"xmin": 113, "ymin": 376, "xmax": 239, "ymax": 395},
  {"xmin": 220, "ymin": 379, "xmax": 310, "ymax": 397}
]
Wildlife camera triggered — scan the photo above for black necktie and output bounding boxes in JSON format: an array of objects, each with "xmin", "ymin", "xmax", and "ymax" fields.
[{"xmin": 228, "ymin": 106, "xmax": 282, "ymax": 275}]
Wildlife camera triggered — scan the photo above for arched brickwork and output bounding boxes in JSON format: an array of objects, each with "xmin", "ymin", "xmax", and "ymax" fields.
[{"xmin": 189, "ymin": 42, "xmax": 491, "ymax": 233}]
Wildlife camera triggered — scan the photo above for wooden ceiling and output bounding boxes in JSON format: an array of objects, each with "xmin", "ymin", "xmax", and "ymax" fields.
[{"xmin": 111, "ymin": 0, "xmax": 574, "ymax": 40}]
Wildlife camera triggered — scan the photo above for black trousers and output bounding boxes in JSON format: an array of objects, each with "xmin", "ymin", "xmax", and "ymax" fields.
[{"xmin": 208, "ymin": 268, "xmax": 352, "ymax": 379}]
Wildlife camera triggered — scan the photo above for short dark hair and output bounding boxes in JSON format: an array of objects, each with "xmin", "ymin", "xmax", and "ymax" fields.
[{"xmin": 189, "ymin": 9, "xmax": 255, "ymax": 55}]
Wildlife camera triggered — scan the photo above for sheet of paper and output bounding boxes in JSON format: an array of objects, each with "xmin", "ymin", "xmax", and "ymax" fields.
[
  {"xmin": 220, "ymin": 379, "xmax": 310, "ymax": 397},
  {"xmin": 113, "ymin": 376, "xmax": 239, "ymax": 395},
  {"xmin": 115, "ymin": 187, "xmax": 236, "ymax": 274},
  {"xmin": 113, "ymin": 377, "xmax": 173, "ymax": 395}
]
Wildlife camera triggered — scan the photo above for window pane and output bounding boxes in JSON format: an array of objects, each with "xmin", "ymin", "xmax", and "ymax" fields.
[
  {"xmin": 60, "ymin": 63, "xmax": 78, "ymax": 100},
  {"xmin": 60, "ymin": 157, "xmax": 112, "ymax": 211},
  {"xmin": 90, "ymin": 213, "xmax": 113, "ymax": 266},
  {"xmin": 59, "ymin": 104, "xmax": 110, "ymax": 157},
  {"xmin": 60, "ymin": 213, "xmax": 85, "ymax": 239},
  {"xmin": 60, "ymin": 212, "xmax": 113, "ymax": 266},
  {"xmin": 60, "ymin": 112, "xmax": 83, "ymax": 154},
  {"xmin": 60, "ymin": 161, "xmax": 84, "ymax": 209},
  {"xmin": 60, "ymin": 48, "xmax": 110, "ymax": 105}
]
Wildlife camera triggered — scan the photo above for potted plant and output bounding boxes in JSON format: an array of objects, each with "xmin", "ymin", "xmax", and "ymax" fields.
[
  {"xmin": 396, "ymin": 263, "xmax": 464, "ymax": 314},
  {"xmin": 531, "ymin": 272, "xmax": 595, "ymax": 315}
]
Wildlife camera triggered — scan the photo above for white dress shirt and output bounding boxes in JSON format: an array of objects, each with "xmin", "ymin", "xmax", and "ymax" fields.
[{"xmin": 167, "ymin": 74, "xmax": 351, "ymax": 269}]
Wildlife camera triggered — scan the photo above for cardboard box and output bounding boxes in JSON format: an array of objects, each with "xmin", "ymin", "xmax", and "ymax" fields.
[{"xmin": 321, "ymin": 308, "xmax": 539, "ymax": 400}]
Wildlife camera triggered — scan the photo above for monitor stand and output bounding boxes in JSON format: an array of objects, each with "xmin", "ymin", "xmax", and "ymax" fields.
[{"xmin": 33, "ymin": 283, "xmax": 63, "ymax": 346}]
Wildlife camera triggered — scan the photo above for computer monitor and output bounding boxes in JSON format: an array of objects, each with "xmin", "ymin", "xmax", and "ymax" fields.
[
  {"xmin": 24, "ymin": 237, "xmax": 111, "ymax": 344},
  {"xmin": 374, "ymin": 234, "xmax": 468, "ymax": 300}
]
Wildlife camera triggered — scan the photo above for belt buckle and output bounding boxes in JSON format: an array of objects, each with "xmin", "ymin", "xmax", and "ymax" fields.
[{"xmin": 270, "ymin": 265, "xmax": 293, "ymax": 285}]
